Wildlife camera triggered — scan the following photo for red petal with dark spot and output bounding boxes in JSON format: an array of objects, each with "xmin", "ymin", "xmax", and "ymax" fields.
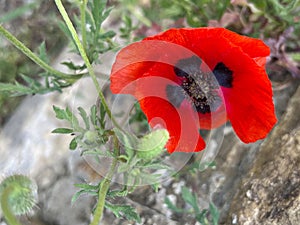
[{"xmin": 110, "ymin": 28, "xmax": 276, "ymax": 153}]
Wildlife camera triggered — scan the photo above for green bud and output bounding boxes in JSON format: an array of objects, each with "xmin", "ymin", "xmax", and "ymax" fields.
[
  {"xmin": 0, "ymin": 175, "xmax": 38, "ymax": 215},
  {"xmin": 83, "ymin": 130, "xmax": 98, "ymax": 144},
  {"xmin": 136, "ymin": 129, "xmax": 169, "ymax": 160}
]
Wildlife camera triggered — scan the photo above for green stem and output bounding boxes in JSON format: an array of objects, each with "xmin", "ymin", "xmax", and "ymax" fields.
[
  {"xmin": 0, "ymin": 24, "xmax": 83, "ymax": 83},
  {"xmin": 0, "ymin": 187, "xmax": 22, "ymax": 225},
  {"xmin": 80, "ymin": 0, "xmax": 88, "ymax": 52},
  {"xmin": 54, "ymin": 0, "xmax": 122, "ymax": 130},
  {"xmin": 89, "ymin": 137, "xmax": 119, "ymax": 225}
]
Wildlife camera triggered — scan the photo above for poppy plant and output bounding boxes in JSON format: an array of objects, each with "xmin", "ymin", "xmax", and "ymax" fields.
[{"xmin": 110, "ymin": 28, "xmax": 277, "ymax": 153}]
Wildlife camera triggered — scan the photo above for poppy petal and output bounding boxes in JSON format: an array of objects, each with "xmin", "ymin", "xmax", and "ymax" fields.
[
  {"xmin": 219, "ymin": 28, "xmax": 270, "ymax": 58},
  {"xmin": 253, "ymin": 57, "xmax": 267, "ymax": 67},
  {"xmin": 140, "ymin": 97, "xmax": 206, "ymax": 153},
  {"xmin": 134, "ymin": 76, "xmax": 206, "ymax": 153},
  {"xmin": 145, "ymin": 27, "xmax": 270, "ymax": 68},
  {"xmin": 183, "ymin": 32, "xmax": 276, "ymax": 141},
  {"xmin": 218, "ymin": 48, "xmax": 277, "ymax": 142},
  {"xmin": 111, "ymin": 40, "xmax": 195, "ymax": 94},
  {"xmin": 199, "ymin": 103, "xmax": 227, "ymax": 130}
]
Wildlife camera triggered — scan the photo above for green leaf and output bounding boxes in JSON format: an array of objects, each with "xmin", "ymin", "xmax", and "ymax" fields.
[
  {"xmin": 74, "ymin": 183, "xmax": 99, "ymax": 190},
  {"xmin": 61, "ymin": 61, "xmax": 86, "ymax": 71},
  {"xmin": 113, "ymin": 128, "xmax": 138, "ymax": 159},
  {"xmin": 107, "ymin": 188, "xmax": 129, "ymax": 197},
  {"xmin": 71, "ymin": 189, "xmax": 85, "ymax": 204},
  {"xmin": 71, "ymin": 189, "xmax": 98, "ymax": 204},
  {"xmin": 209, "ymin": 202, "xmax": 220, "ymax": 225},
  {"xmin": 99, "ymin": 30, "xmax": 116, "ymax": 39},
  {"xmin": 0, "ymin": 82, "xmax": 33, "ymax": 96},
  {"xmin": 99, "ymin": 102, "xmax": 106, "ymax": 128},
  {"xmin": 69, "ymin": 137, "xmax": 78, "ymax": 150},
  {"xmin": 81, "ymin": 149, "xmax": 113, "ymax": 158},
  {"xmin": 51, "ymin": 128, "xmax": 74, "ymax": 134},
  {"xmin": 164, "ymin": 197, "xmax": 184, "ymax": 213},
  {"xmin": 0, "ymin": 77, "xmax": 61, "ymax": 96},
  {"xmin": 101, "ymin": 6, "xmax": 114, "ymax": 22},
  {"xmin": 90, "ymin": 105, "xmax": 97, "ymax": 126},
  {"xmin": 91, "ymin": 0, "xmax": 106, "ymax": 34},
  {"xmin": 151, "ymin": 183, "xmax": 160, "ymax": 192},
  {"xmin": 0, "ymin": 3, "xmax": 37, "ymax": 23},
  {"xmin": 251, "ymin": 0, "xmax": 267, "ymax": 11},
  {"xmin": 53, "ymin": 105, "xmax": 68, "ymax": 120},
  {"xmin": 196, "ymin": 209, "xmax": 209, "ymax": 224},
  {"xmin": 20, "ymin": 74, "xmax": 41, "ymax": 88},
  {"xmin": 181, "ymin": 187, "xmax": 200, "ymax": 215},
  {"xmin": 117, "ymin": 161, "xmax": 133, "ymax": 174},
  {"xmin": 127, "ymin": 4, "xmax": 151, "ymax": 27},
  {"xmin": 139, "ymin": 173, "xmax": 160, "ymax": 185},
  {"xmin": 105, "ymin": 202, "xmax": 141, "ymax": 223},
  {"xmin": 92, "ymin": 0, "xmax": 103, "ymax": 23},
  {"xmin": 66, "ymin": 107, "xmax": 77, "ymax": 123},
  {"xmin": 38, "ymin": 42, "xmax": 49, "ymax": 64},
  {"xmin": 53, "ymin": 106, "xmax": 80, "ymax": 129},
  {"xmin": 78, "ymin": 107, "xmax": 90, "ymax": 130},
  {"xmin": 123, "ymin": 14, "xmax": 132, "ymax": 27}
]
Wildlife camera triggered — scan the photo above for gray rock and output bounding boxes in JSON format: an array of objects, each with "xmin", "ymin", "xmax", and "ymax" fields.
[{"xmin": 224, "ymin": 85, "xmax": 300, "ymax": 225}]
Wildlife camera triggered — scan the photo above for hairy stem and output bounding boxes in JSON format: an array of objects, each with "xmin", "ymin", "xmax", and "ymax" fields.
[
  {"xmin": 0, "ymin": 187, "xmax": 22, "ymax": 225},
  {"xmin": 89, "ymin": 137, "xmax": 119, "ymax": 225},
  {"xmin": 80, "ymin": 0, "xmax": 88, "ymax": 52},
  {"xmin": 0, "ymin": 24, "xmax": 83, "ymax": 83},
  {"xmin": 54, "ymin": 0, "xmax": 122, "ymax": 130}
]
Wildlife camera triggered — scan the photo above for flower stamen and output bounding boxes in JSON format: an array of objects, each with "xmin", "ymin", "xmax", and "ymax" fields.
[
  {"xmin": 167, "ymin": 56, "xmax": 225, "ymax": 114},
  {"xmin": 181, "ymin": 70, "xmax": 221, "ymax": 113}
]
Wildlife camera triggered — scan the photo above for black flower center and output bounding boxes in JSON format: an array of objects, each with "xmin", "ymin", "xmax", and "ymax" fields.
[
  {"xmin": 212, "ymin": 62, "xmax": 233, "ymax": 88},
  {"xmin": 166, "ymin": 56, "xmax": 233, "ymax": 114}
]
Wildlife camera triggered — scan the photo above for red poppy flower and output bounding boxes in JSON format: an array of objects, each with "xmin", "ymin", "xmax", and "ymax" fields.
[{"xmin": 110, "ymin": 28, "xmax": 277, "ymax": 153}]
